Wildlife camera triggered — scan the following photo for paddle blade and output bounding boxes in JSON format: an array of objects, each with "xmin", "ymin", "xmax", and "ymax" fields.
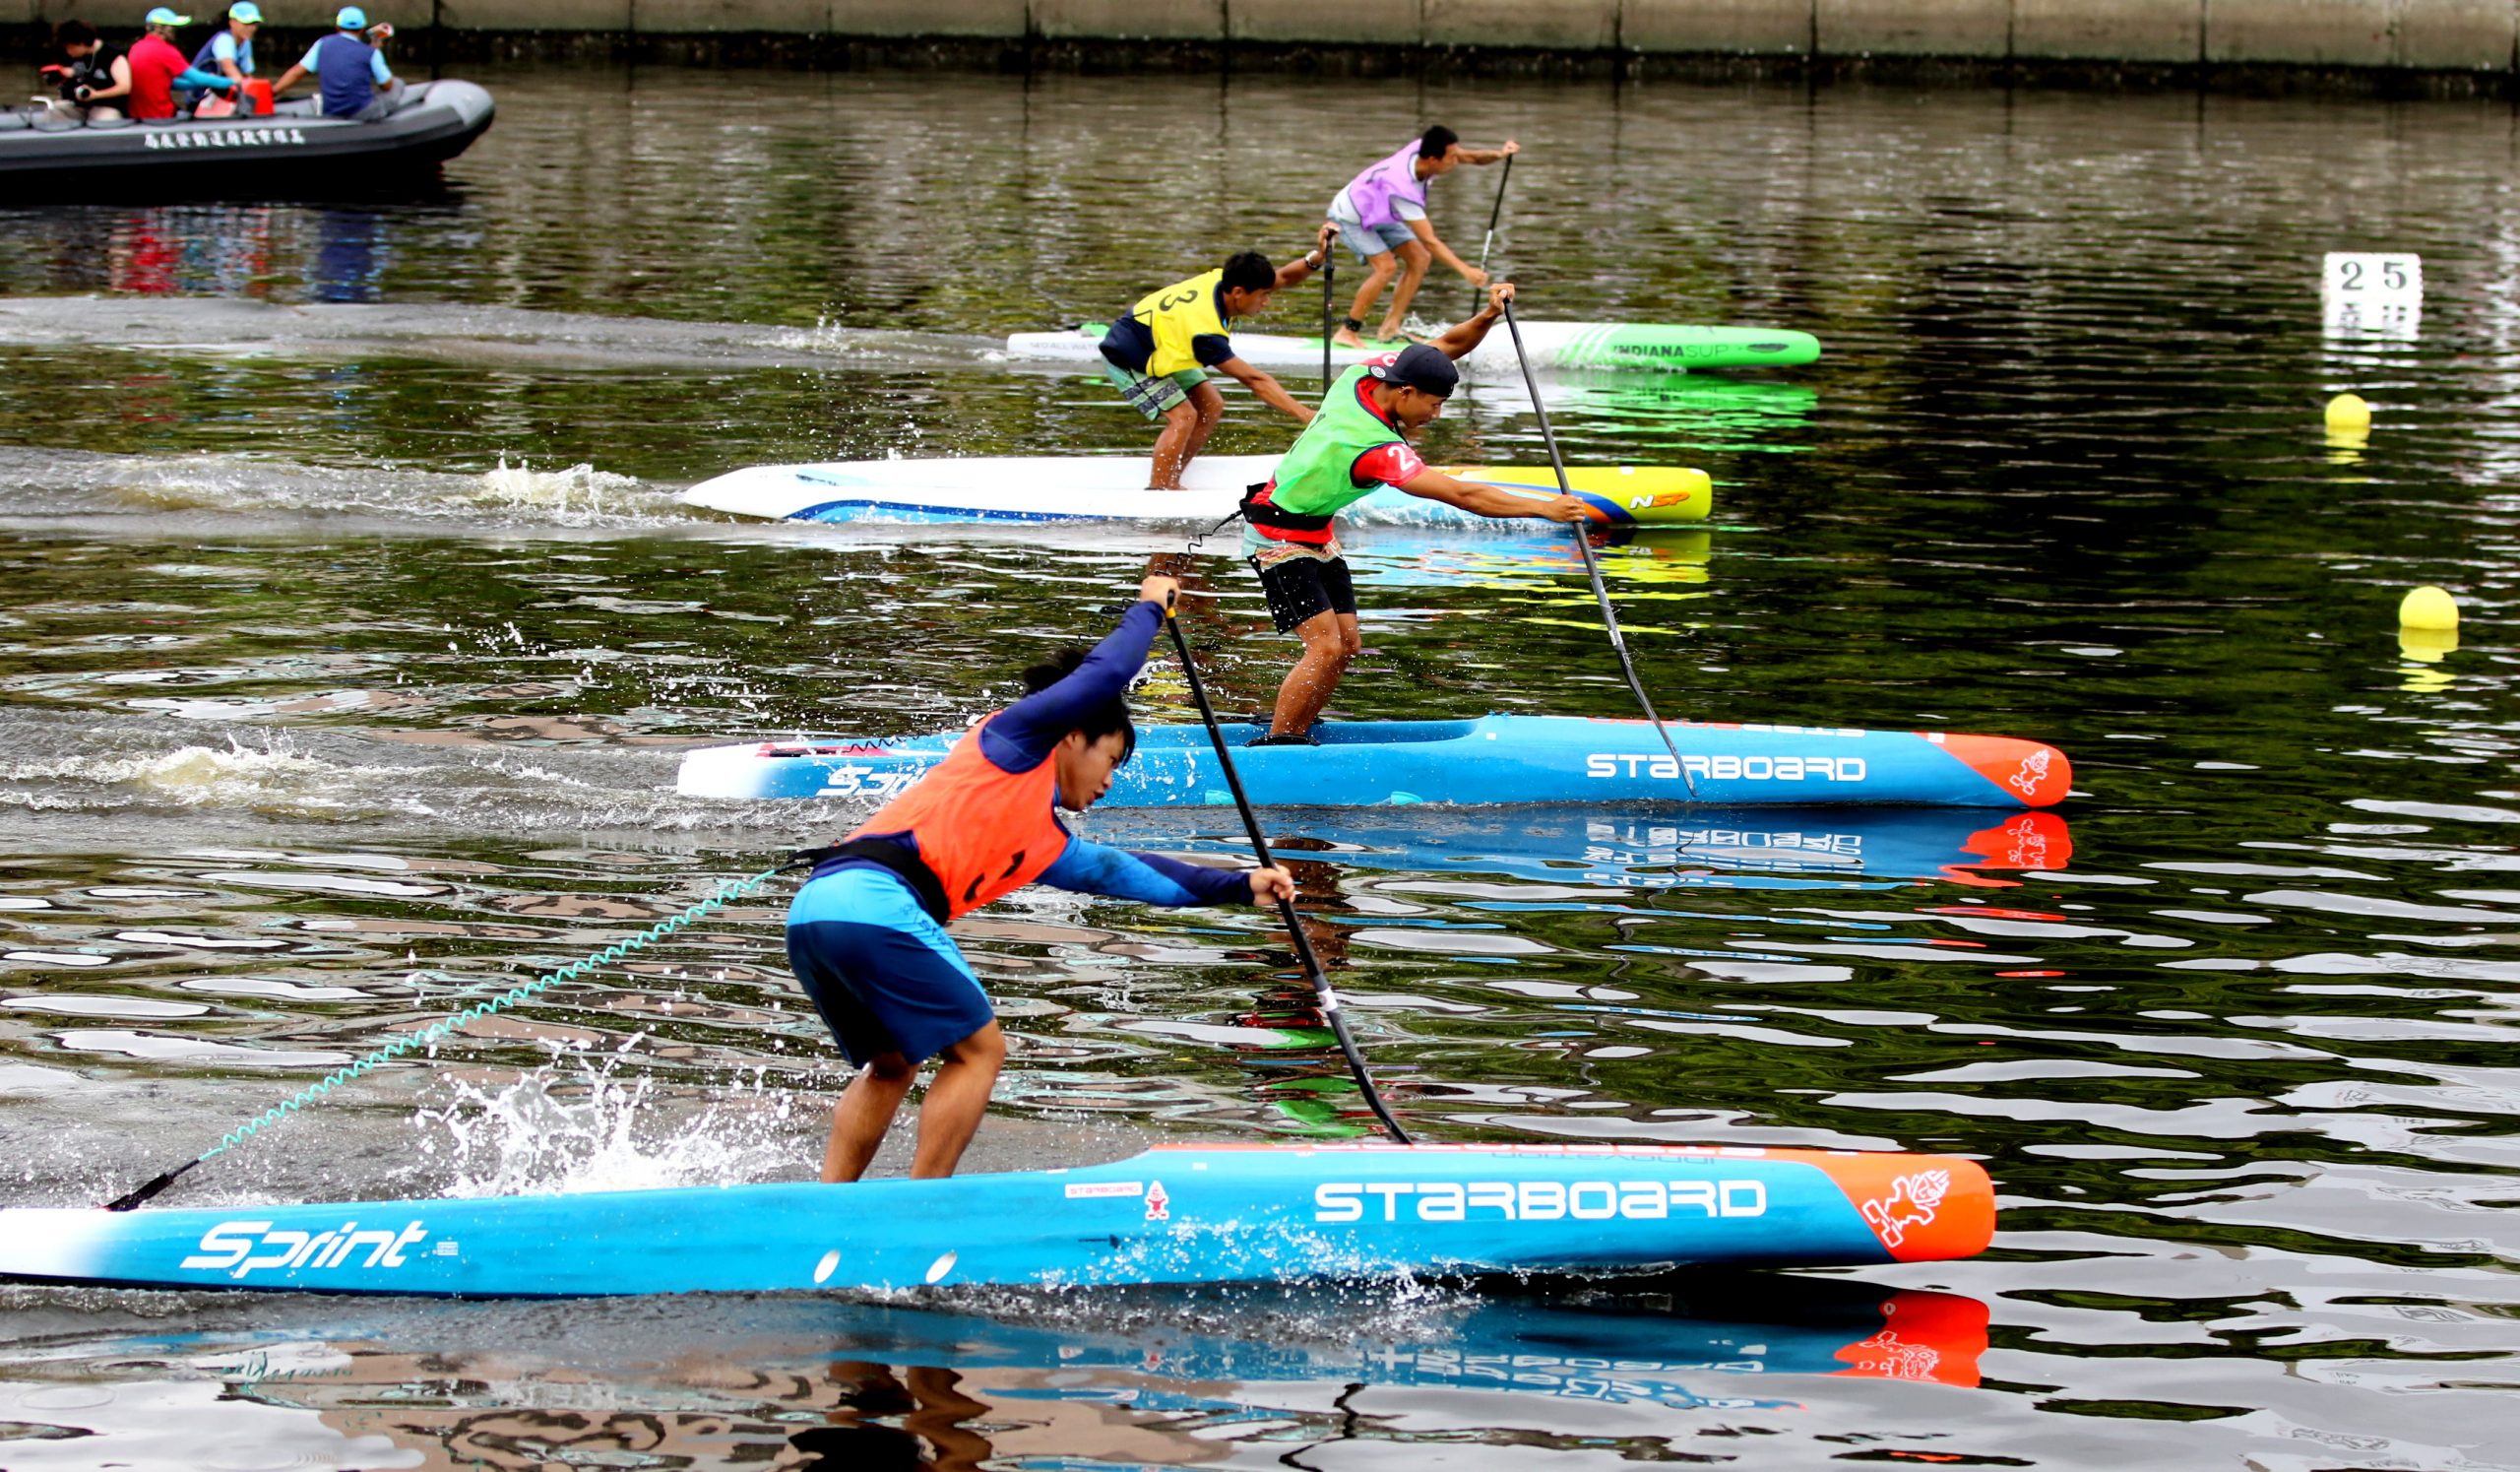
[{"xmin": 1434, "ymin": 465, "xmax": 1713, "ymax": 525}]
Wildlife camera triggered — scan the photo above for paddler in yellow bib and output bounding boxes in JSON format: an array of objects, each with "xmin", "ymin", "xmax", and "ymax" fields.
[
  {"xmin": 1239, "ymin": 283, "xmax": 1592, "ymax": 745},
  {"xmin": 1099, "ymin": 223, "xmax": 1340, "ymax": 491}
]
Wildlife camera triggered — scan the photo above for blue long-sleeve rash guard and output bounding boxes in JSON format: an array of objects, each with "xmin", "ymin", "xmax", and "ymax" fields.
[{"xmin": 848, "ymin": 600, "xmax": 1250, "ymax": 910}]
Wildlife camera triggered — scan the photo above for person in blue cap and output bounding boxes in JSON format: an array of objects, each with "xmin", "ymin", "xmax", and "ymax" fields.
[
  {"xmin": 1236, "ymin": 282, "xmax": 1590, "ymax": 745},
  {"xmin": 120, "ymin": 7, "xmax": 241, "ymax": 120},
  {"xmin": 271, "ymin": 6, "xmax": 396, "ymax": 119},
  {"xmin": 191, "ymin": 4, "xmax": 260, "ymax": 90}
]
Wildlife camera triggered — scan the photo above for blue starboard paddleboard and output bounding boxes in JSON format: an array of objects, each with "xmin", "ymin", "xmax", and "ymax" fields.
[
  {"xmin": 0, "ymin": 1144, "xmax": 1993, "ymax": 1296},
  {"xmin": 676, "ymin": 715, "xmax": 2073, "ymax": 809}
]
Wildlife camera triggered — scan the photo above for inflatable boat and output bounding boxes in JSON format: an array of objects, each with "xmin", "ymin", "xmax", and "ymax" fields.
[{"xmin": 0, "ymin": 79, "xmax": 492, "ymax": 197}]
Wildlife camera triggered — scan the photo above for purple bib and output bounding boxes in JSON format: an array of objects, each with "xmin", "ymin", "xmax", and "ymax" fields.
[{"xmin": 1344, "ymin": 140, "xmax": 1429, "ymax": 229}]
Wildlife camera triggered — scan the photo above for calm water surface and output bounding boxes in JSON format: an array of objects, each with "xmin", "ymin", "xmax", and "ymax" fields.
[{"xmin": 3, "ymin": 63, "xmax": 2520, "ymax": 1470}]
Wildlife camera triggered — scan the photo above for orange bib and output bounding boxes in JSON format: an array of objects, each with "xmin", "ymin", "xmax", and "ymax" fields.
[{"xmin": 845, "ymin": 716, "xmax": 1068, "ymax": 921}]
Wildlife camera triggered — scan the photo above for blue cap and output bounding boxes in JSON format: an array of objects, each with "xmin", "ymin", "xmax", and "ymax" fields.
[
  {"xmin": 229, "ymin": 2, "xmax": 263, "ymax": 21},
  {"xmin": 144, "ymin": 7, "xmax": 193, "ymax": 25},
  {"xmin": 336, "ymin": 5, "xmax": 366, "ymax": 26}
]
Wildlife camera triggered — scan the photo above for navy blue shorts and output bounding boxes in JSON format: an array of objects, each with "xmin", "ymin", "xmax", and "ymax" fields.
[{"xmin": 785, "ymin": 866, "xmax": 992, "ymax": 1067}]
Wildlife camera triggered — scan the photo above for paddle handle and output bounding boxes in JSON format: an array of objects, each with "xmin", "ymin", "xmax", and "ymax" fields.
[
  {"xmin": 1499, "ymin": 299, "xmax": 1700, "ymax": 801},
  {"xmin": 1161, "ymin": 602, "xmax": 1412, "ymax": 1144}
]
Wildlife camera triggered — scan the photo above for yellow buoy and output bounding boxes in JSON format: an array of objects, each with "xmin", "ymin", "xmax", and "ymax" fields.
[
  {"xmin": 2399, "ymin": 585, "xmax": 2459, "ymax": 631},
  {"xmin": 2326, "ymin": 393, "xmax": 2372, "ymax": 435}
]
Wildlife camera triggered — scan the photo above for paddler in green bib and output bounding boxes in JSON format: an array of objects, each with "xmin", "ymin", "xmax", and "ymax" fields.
[{"xmin": 1240, "ymin": 283, "xmax": 1591, "ymax": 746}]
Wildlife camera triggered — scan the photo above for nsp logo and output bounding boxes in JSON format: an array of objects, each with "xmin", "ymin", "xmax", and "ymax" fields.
[
  {"xmin": 1314, "ymin": 1179, "xmax": 1767, "ymax": 1224},
  {"xmin": 180, "ymin": 1220, "xmax": 428, "ymax": 1280},
  {"xmin": 1586, "ymin": 753, "xmax": 1868, "ymax": 784}
]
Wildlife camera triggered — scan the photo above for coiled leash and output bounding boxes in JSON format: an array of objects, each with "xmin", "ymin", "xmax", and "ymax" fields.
[{"xmin": 101, "ymin": 857, "xmax": 819, "ymax": 1211}]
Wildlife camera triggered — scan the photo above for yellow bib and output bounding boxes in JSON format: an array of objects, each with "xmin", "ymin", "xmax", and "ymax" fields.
[{"xmin": 1127, "ymin": 269, "xmax": 1233, "ymax": 377}]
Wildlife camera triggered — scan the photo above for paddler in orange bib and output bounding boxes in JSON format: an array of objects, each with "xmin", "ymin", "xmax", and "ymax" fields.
[{"xmin": 785, "ymin": 573, "xmax": 1296, "ymax": 1183}]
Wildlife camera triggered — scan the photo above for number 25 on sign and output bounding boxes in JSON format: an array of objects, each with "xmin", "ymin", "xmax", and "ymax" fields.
[{"xmin": 2322, "ymin": 252, "xmax": 2422, "ymax": 340}]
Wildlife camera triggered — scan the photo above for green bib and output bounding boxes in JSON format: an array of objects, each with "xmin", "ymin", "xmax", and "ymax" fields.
[{"xmin": 1268, "ymin": 365, "xmax": 1408, "ymax": 517}]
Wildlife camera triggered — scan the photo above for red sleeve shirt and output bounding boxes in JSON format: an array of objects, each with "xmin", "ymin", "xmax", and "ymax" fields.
[
  {"xmin": 1348, "ymin": 352, "xmax": 1425, "ymax": 487},
  {"xmin": 1354, "ymin": 440, "xmax": 1426, "ymax": 488}
]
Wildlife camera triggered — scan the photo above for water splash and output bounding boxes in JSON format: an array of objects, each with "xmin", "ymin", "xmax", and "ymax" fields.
[
  {"xmin": 473, "ymin": 456, "xmax": 647, "ymax": 521},
  {"xmin": 0, "ymin": 445, "xmax": 678, "ymax": 529},
  {"xmin": 414, "ymin": 1045, "xmax": 817, "ymax": 1198},
  {"xmin": 0, "ymin": 738, "xmax": 433, "ymax": 819}
]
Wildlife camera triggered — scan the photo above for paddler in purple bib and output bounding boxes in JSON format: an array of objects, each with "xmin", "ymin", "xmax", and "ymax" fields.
[{"xmin": 1327, "ymin": 126, "xmax": 1519, "ymax": 349}]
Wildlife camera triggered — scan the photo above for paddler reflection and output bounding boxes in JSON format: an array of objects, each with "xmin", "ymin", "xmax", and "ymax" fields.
[
  {"xmin": 783, "ymin": 573, "xmax": 1296, "ymax": 1184},
  {"xmin": 1532, "ymin": 371, "xmax": 1819, "ymax": 454}
]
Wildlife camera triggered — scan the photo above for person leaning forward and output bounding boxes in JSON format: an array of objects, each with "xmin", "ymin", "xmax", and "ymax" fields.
[
  {"xmin": 185, "ymin": 2, "xmax": 261, "ymax": 114},
  {"xmin": 785, "ymin": 573, "xmax": 1296, "ymax": 1184},
  {"xmin": 1328, "ymin": 125, "xmax": 1519, "ymax": 349},
  {"xmin": 39, "ymin": 20, "xmax": 131, "ymax": 122},
  {"xmin": 1097, "ymin": 223, "xmax": 1340, "ymax": 491},
  {"xmin": 1240, "ymin": 283, "xmax": 1590, "ymax": 746},
  {"xmin": 123, "ymin": 7, "xmax": 241, "ymax": 120}
]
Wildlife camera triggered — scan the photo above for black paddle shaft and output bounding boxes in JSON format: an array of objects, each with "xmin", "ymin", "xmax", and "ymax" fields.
[
  {"xmin": 1469, "ymin": 152, "xmax": 1515, "ymax": 315},
  {"xmin": 1321, "ymin": 252, "xmax": 1336, "ymax": 398},
  {"xmin": 1160, "ymin": 608, "xmax": 1413, "ymax": 1144},
  {"xmin": 1499, "ymin": 298, "xmax": 1701, "ymax": 802}
]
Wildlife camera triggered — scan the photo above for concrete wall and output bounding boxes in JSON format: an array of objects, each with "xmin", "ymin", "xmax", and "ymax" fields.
[
  {"xmin": 10, "ymin": 0, "xmax": 2519, "ymax": 77},
  {"xmin": 2013, "ymin": 0, "xmax": 2201, "ymax": 64}
]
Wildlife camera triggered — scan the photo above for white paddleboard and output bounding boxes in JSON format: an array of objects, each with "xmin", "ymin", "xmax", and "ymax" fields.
[{"xmin": 679, "ymin": 456, "xmax": 1711, "ymax": 527}]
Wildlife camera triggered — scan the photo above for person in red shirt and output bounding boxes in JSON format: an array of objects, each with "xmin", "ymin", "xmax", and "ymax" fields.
[{"xmin": 118, "ymin": 7, "xmax": 238, "ymax": 120}]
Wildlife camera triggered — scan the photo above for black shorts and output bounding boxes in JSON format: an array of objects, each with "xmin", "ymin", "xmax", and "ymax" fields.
[{"xmin": 1251, "ymin": 553, "xmax": 1356, "ymax": 632}]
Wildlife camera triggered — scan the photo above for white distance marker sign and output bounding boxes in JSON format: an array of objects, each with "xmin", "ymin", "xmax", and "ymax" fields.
[{"xmin": 2322, "ymin": 252, "xmax": 2423, "ymax": 341}]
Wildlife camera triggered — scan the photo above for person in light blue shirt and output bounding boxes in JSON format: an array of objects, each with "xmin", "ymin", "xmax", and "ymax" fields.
[
  {"xmin": 270, "ymin": 6, "xmax": 396, "ymax": 119},
  {"xmin": 189, "ymin": 2, "xmax": 259, "ymax": 86}
]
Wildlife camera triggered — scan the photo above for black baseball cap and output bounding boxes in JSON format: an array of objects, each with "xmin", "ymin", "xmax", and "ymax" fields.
[{"xmin": 1370, "ymin": 344, "xmax": 1459, "ymax": 399}]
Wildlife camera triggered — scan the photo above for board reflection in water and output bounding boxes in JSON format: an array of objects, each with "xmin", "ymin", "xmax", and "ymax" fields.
[
  {"xmin": 0, "ymin": 1278, "xmax": 1985, "ymax": 1468},
  {"xmin": 1096, "ymin": 803, "xmax": 2072, "ymax": 892}
]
